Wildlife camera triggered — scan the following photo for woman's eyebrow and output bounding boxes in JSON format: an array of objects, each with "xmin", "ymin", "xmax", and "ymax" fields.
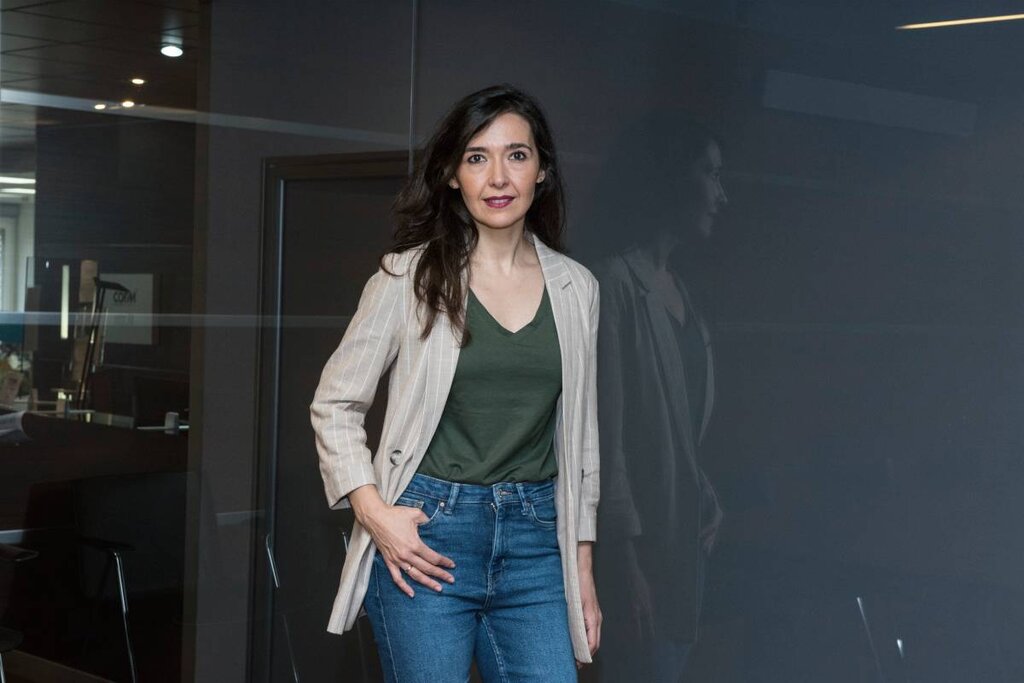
[{"xmin": 464, "ymin": 142, "xmax": 533, "ymax": 153}]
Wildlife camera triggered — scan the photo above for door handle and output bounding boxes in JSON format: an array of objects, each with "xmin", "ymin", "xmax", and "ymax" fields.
[{"xmin": 265, "ymin": 533, "xmax": 281, "ymax": 589}]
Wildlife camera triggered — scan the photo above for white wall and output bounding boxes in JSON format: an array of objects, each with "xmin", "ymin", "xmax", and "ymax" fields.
[{"xmin": 0, "ymin": 198, "xmax": 34, "ymax": 312}]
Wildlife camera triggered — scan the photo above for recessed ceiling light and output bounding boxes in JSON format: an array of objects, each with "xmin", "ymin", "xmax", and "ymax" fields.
[
  {"xmin": 131, "ymin": 77, "xmax": 146, "ymax": 85},
  {"xmin": 0, "ymin": 177, "xmax": 35, "ymax": 185},
  {"xmin": 121, "ymin": 100, "xmax": 136, "ymax": 108},
  {"xmin": 1, "ymin": 188, "xmax": 36, "ymax": 195},
  {"xmin": 897, "ymin": 13, "xmax": 1024, "ymax": 29},
  {"xmin": 94, "ymin": 103, "xmax": 107, "ymax": 110},
  {"xmin": 160, "ymin": 44, "xmax": 184, "ymax": 58}
]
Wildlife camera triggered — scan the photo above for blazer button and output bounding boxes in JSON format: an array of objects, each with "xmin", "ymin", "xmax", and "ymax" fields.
[{"xmin": 389, "ymin": 449, "xmax": 403, "ymax": 465}]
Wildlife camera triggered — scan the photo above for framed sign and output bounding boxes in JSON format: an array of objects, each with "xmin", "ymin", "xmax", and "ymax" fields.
[{"xmin": 104, "ymin": 273, "xmax": 156, "ymax": 345}]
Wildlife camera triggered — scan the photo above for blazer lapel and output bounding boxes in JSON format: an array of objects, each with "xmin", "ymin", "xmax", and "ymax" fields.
[
  {"xmin": 400, "ymin": 279, "xmax": 464, "ymax": 492},
  {"xmin": 421, "ymin": 304, "xmax": 462, "ymax": 437},
  {"xmin": 532, "ymin": 235, "xmax": 576, "ymax": 477},
  {"xmin": 533, "ymin": 235, "xmax": 574, "ymax": 347}
]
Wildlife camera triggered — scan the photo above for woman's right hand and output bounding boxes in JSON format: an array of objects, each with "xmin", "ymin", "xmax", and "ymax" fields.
[{"xmin": 349, "ymin": 484, "xmax": 456, "ymax": 597}]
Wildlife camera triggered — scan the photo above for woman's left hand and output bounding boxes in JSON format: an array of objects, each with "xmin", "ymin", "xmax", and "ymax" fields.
[{"xmin": 576, "ymin": 542, "xmax": 602, "ymax": 667}]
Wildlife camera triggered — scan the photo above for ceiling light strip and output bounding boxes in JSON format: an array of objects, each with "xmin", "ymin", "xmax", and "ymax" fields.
[{"xmin": 897, "ymin": 13, "xmax": 1024, "ymax": 30}]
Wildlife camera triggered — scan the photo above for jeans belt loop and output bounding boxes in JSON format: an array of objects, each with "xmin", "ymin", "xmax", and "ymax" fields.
[
  {"xmin": 444, "ymin": 482, "xmax": 460, "ymax": 514},
  {"xmin": 514, "ymin": 482, "xmax": 529, "ymax": 515}
]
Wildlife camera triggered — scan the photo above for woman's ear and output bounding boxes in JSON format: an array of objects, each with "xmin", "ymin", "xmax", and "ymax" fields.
[
  {"xmin": 449, "ymin": 178, "xmax": 460, "ymax": 189},
  {"xmin": 537, "ymin": 169, "xmax": 546, "ymax": 183}
]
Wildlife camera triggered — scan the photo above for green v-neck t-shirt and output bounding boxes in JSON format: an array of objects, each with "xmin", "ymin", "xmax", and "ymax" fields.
[{"xmin": 417, "ymin": 286, "xmax": 562, "ymax": 485}]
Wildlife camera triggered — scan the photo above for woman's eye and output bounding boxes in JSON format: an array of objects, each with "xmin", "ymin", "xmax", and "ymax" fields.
[
  {"xmin": 466, "ymin": 154, "xmax": 485, "ymax": 164},
  {"xmin": 510, "ymin": 151, "xmax": 528, "ymax": 161}
]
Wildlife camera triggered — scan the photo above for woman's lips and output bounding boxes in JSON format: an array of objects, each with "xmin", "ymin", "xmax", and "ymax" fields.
[{"xmin": 484, "ymin": 196, "xmax": 514, "ymax": 209}]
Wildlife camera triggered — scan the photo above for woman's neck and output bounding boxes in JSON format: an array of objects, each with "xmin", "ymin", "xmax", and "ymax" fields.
[{"xmin": 471, "ymin": 224, "xmax": 530, "ymax": 274}]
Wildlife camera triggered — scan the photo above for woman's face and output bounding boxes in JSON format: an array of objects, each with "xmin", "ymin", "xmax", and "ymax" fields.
[
  {"xmin": 689, "ymin": 140, "xmax": 727, "ymax": 238},
  {"xmin": 449, "ymin": 112, "xmax": 545, "ymax": 234}
]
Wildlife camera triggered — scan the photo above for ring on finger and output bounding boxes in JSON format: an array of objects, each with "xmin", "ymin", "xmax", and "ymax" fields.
[{"xmin": 404, "ymin": 563, "xmax": 413, "ymax": 573}]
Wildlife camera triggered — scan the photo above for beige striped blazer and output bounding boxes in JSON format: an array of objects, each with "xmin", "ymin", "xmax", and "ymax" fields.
[{"xmin": 310, "ymin": 233, "xmax": 601, "ymax": 662}]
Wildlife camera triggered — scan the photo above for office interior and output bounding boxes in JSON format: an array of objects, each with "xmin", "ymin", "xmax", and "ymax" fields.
[{"xmin": 0, "ymin": 1, "xmax": 1022, "ymax": 681}]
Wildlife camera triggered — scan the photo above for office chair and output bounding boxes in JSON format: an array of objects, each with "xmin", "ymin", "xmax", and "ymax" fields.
[{"xmin": 72, "ymin": 471, "xmax": 188, "ymax": 683}]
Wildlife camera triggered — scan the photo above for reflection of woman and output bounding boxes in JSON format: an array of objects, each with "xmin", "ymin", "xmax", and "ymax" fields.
[
  {"xmin": 594, "ymin": 116, "xmax": 727, "ymax": 681},
  {"xmin": 310, "ymin": 85, "xmax": 601, "ymax": 682}
]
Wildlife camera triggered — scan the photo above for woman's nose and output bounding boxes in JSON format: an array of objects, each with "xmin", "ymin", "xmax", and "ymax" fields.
[{"xmin": 489, "ymin": 161, "xmax": 508, "ymax": 187}]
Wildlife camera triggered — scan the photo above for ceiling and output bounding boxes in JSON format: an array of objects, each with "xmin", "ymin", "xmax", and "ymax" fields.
[
  {"xmin": 2, "ymin": 0, "xmax": 1022, "ymax": 175},
  {"xmin": 0, "ymin": 0, "xmax": 201, "ymax": 166}
]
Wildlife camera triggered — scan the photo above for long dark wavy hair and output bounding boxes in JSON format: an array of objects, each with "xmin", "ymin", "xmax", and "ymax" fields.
[{"xmin": 384, "ymin": 84, "xmax": 566, "ymax": 342}]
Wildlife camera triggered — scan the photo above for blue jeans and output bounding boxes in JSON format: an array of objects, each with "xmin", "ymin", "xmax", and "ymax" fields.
[{"xmin": 364, "ymin": 473, "xmax": 577, "ymax": 683}]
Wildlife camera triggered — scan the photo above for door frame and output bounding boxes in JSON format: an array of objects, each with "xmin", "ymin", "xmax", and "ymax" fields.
[{"xmin": 248, "ymin": 152, "xmax": 409, "ymax": 682}]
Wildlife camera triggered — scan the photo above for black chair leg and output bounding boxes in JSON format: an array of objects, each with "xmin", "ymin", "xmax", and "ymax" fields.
[
  {"xmin": 110, "ymin": 551, "xmax": 138, "ymax": 683},
  {"xmin": 279, "ymin": 614, "xmax": 300, "ymax": 682},
  {"xmin": 83, "ymin": 554, "xmax": 113, "ymax": 657}
]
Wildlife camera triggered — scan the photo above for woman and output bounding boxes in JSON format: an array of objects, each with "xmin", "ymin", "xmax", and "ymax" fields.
[
  {"xmin": 310, "ymin": 84, "xmax": 601, "ymax": 682},
  {"xmin": 591, "ymin": 113, "xmax": 727, "ymax": 681}
]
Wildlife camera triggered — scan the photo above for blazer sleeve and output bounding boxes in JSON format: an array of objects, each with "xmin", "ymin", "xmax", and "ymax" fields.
[
  {"xmin": 310, "ymin": 262, "xmax": 404, "ymax": 509},
  {"xmin": 577, "ymin": 274, "xmax": 601, "ymax": 542}
]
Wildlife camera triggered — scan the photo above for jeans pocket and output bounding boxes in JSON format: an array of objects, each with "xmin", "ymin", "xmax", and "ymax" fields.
[
  {"xmin": 395, "ymin": 492, "xmax": 443, "ymax": 530},
  {"xmin": 528, "ymin": 495, "xmax": 557, "ymax": 529}
]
